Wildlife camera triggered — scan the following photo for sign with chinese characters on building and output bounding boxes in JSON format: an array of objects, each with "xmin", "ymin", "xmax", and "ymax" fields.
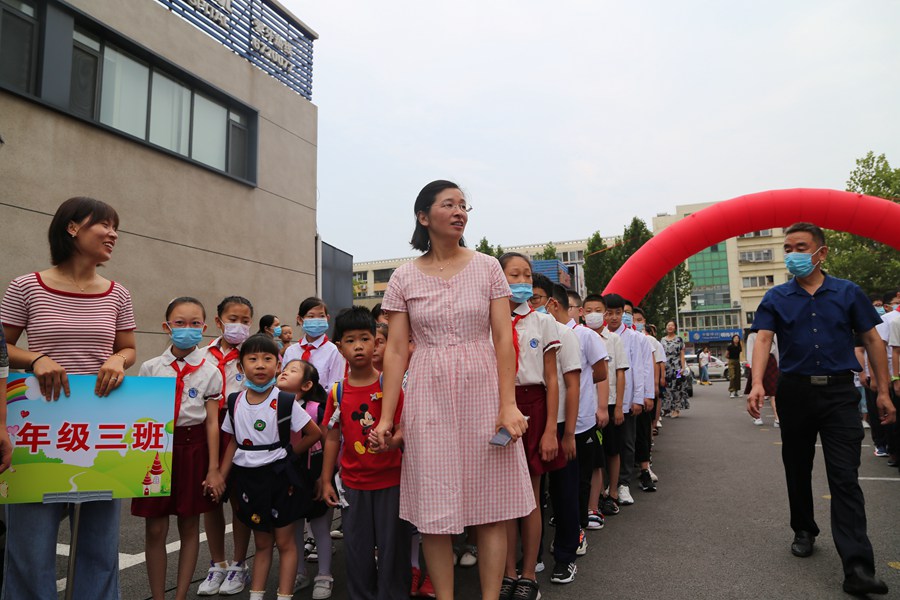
[
  {"xmin": 2, "ymin": 375, "xmax": 176, "ymax": 504},
  {"xmin": 155, "ymin": 0, "xmax": 317, "ymax": 100}
]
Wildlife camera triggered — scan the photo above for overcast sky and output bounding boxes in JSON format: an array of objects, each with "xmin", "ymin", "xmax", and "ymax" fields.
[{"xmin": 285, "ymin": 1, "xmax": 900, "ymax": 262}]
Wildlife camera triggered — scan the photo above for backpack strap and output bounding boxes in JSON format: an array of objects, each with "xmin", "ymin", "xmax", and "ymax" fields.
[
  {"xmin": 226, "ymin": 392, "xmax": 240, "ymax": 440},
  {"xmin": 230, "ymin": 390, "xmax": 296, "ymax": 452}
]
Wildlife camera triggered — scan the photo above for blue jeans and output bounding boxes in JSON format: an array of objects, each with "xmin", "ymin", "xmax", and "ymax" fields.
[
  {"xmin": 700, "ymin": 365, "xmax": 709, "ymax": 383},
  {"xmin": 2, "ymin": 500, "xmax": 122, "ymax": 600}
]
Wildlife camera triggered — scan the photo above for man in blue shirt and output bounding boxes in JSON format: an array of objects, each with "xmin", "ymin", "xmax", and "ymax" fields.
[{"xmin": 749, "ymin": 222, "xmax": 895, "ymax": 597}]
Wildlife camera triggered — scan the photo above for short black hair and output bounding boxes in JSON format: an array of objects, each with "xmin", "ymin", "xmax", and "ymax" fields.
[
  {"xmin": 371, "ymin": 303, "xmax": 384, "ymax": 321},
  {"xmin": 881, "ymin": 290, "xmax": 898, "ymax": 305},
  {"xmin": 498, "ymin": 252, "xmax": 531, "ymax": 270},
  {"xmin": 334, "ymin": 306, "xmax": 376, "ymax": 341},
  {"xmin": 623, "ymin": 298, "xmax": 634, "ymax": 310},
  {"xmin": 583, "ymin": 293, "xmax": 605, "ymax": 307},
  {"xmin": 602, "ymin": 293, "xmax": 625, "ymax": 310},
  {"xmin": 410, "ymin": 180, "xmax": 466, "ymax": 252},
  {"xmin": 532, "ymin": 273, "xmax": 554, "ymax": 296},
  {"xmin": 375, "ymin": 322, "xmax": 389, "ymax": 340},
  {"xmin": 258, "ymin": 314, "xmax": 277, "ymax": 334},
  {"xmin": 165, "ymin": 296, "xmax": 205, "ymax": 321},
  {"xmin": 217, "ymin": 296, "xmax": 253, "ymax": 317},
  {"xmin": 240, "ymin": 333, "xmax": 280, "ymax": 360},
  {"xmin": 785, "ymin": 222, "xmax": 826, "ymax": 246},
  {"xmin": 48, "ymin": 197, "xmax": 120, "ymax": 266},
  {"xmin": 632, "ymin": 306, "xmax": 644, "ymax": 317},
  {"xmin": 567, "ymin": 291, "xmax": 582, "ymax": 307},
  {"xmin": 298, "ymin": 297, "xmax": 327, "ymax": 318},
  {"xmin": 551, "ymin": 284, "xmax": 569, "ymax": 309}
]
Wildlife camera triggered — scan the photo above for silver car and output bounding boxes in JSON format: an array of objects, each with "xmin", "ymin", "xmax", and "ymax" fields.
[{"xmin": 685, "ymin": 353, "xmax": 727, "ymax": 379}]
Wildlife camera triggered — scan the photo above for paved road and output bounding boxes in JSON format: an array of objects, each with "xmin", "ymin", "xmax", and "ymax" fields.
[{"xmin": 48, "ymin": 380, "xmax": 899, "ymax": 599}]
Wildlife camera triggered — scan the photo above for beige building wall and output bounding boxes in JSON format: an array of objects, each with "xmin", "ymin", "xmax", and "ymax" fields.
[{"xmin": 0, "ymin": 0, "xmax": 318, "ymax": 366}]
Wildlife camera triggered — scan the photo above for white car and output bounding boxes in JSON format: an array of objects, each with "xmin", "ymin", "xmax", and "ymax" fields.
[{"xmin": 685, "ymin": 354, "xmax": 727, "ymax": 379}]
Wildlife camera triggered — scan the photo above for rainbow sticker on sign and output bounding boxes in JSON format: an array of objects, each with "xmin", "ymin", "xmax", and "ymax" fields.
[{"xmin": 2, "ymin": 374, "xmax": 177, "ymax": 504}]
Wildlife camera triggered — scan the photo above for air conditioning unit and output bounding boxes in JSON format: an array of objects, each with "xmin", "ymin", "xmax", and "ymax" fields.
[{"xmin": 732, "ymin": 301, "xmax": 740, "ymax": 307}]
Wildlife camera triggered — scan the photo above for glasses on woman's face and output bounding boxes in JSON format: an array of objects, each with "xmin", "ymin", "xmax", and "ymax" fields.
[
  {"xmin": 167, "ymin": 320, "xmax": 205, "ymax": 329},
  {"xmin": 437, "ymin": 200, "xmax": 473, "ymax": 213}
]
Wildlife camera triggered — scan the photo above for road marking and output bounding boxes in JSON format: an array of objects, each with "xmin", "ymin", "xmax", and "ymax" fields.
[
  {"xmin": 822, "ymin": 495, "xmax": 831, "ymax": 500},
  {"xmin": 859, "ymin": 477, "xmax": 900, "ymax": 481},
  {"xmin": 888, "ymin": 561, "xmax": 900, "ymax": 570},
  {"xmin": 55, "ymin": 523, "xmax": 234, "ymax": 592}
]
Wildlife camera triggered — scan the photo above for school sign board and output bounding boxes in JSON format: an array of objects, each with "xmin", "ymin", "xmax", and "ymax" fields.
[{"xmin": 3, "ymin": 375, "xmax": 176, "ymax": 504}]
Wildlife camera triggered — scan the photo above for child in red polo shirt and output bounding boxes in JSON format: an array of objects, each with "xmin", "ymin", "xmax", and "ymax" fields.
[{"xmin": 318, "ymin": 307, "xmax": 410, "ymax": 600}]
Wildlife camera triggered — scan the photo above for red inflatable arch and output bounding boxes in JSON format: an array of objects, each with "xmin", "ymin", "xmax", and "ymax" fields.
[{"xmin": 602, "ymin": 188, "xmax": 900, "ymax": 304}]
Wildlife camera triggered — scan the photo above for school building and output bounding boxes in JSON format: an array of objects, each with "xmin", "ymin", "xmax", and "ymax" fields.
[
  {"xmin": 653, "ymin": 203, "xmax": 791, "ymax": 357},
  {"xmin": 0, "ymin": 0, "xmax": 343, "ymax": 364}
]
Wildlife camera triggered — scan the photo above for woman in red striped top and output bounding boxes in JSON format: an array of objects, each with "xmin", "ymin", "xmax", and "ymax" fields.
[{"xmin": 1, "ymin": 197, "xmax": 136, "ymax": 600}]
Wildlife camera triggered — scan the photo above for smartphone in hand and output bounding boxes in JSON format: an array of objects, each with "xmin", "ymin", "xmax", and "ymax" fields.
[{"xmin": 489, "ymin": 427, "xmax": 513, "ymax": 447}]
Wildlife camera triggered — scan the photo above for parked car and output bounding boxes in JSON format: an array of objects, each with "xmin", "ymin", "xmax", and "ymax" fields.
[{"xmin": 685, "ymin": 354, "xmax": 727, "ymax": 379}]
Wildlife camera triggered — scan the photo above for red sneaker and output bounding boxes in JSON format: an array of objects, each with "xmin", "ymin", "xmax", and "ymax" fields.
[
  {"xmin": 411, "ymin": 567, "xmax": 422, "ymax": 596},
  {"xmin": 417, "ymin": 574, "xmax": 436, "ymax": 598}
]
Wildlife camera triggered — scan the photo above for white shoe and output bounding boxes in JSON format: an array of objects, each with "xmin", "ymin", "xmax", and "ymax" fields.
[
  {"xmin": 576, "ymin": 529, "xmax": 588, "ymax": 556},
  {"xmin": 459, "ymin": 545, "xmax": 478, "ymax": 567},
  {"xmin": 648, "ymin": 468, "xmax": 659, "ymax": 483},
  {"xmin": 774, "ymin": 420, "xmax": 780, "ymax": 428},
  {"xmin": 197, "ymin": 562, "xmax": 227, "ymax": 595},
  {"xmin": 294, "ymin": 570, "xmax": 312, "ymax": 592},
  {"xmin": 753, "ymin": 418, "xmax": 764, "ymax": 426},
  {"xmin": 655, "ymin": 419, "xmax": 662, "ymax": 429},
  {"xmin": 730, "ymin": 392, "xmax": 736, "ymax": 398},
  {"xmin": 862, "ymin": 420, "xmax": 871, "ymax": 429},
  {"xmin": 312, "ymin": 575, "xmax": 334, "ymax": 599},
  {"xmin": 219, "ymin": 561, "xmax": 250, "ymax": 596},
  {"xmin": 617, "ymin": 484, "xmax": 635, "ymax": 505},
  {"xmin": 535, "ymin": 561, "xmax": 545, "ymax": 573}
]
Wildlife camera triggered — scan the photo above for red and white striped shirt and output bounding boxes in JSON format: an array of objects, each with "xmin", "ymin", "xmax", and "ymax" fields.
[{"xmin": 1, "ymin": 272, "xmax": 136, "ymax": 375}]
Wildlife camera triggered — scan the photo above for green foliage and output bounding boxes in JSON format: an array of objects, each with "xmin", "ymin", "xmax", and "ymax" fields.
[
  {"xmin": 11, "ymin": 447, "xmax": 64, "ymax": 465},
  {"xmin": 537, "ymin": 242, "xmax": 558, "ymax": 261},
  {"xmin": 826, "ymin": 152, "xmax": 900, "ymax": 295},
  {"xmin": 475, "ymin": 237, "xmax": 504, "ymax": 258},
  {"xmin": 582, "ymin": 218, "xmax": 693, "ymax": 329}
]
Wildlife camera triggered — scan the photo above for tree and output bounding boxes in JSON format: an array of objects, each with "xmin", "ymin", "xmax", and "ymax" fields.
[
  {"xmin": 826, "ymin": 152, "xmax": 900, "ymax": 295},
  {"xmin": 537, "ymin": 242, "xmax": 558, "ymax": 261},
  {"xmin": 582, "ymin": 218, "xmax": 692, "ymax": 329},
  {"xmin": 475, "ymin": 237, "xmax": 504, "ymax": 258}
]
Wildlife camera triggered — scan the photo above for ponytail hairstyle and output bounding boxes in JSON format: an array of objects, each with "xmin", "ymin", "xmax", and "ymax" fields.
[
  {"xmin": 258, "ymin": 314, "xmax": 277, "ymax": 334},
  {"xmin": 410, "ymin": 180, "xmax": 467, "ymax": 252},
  {"xmin": 291, "ymin": 359, "xmax": 328, "ymax": 405}
]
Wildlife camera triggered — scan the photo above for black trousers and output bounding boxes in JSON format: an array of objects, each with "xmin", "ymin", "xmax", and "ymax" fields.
[
  {"xmin": 635, "ymin": 404, "xmax": 654, "ymax": 464},
  {"xmin": 775, "ymin": 376, "xmax": 874, "ymax": 576},
  {"xmin": 549, "ymin": 423, "xmax": 581, "ymax": 564},
  {"xmin": 863, "ymin": 381, "xmax": 887, "ymax": 448},
  {"xmin": 574, "ymin": 427, "xmax": 602, "ymax": 528}
]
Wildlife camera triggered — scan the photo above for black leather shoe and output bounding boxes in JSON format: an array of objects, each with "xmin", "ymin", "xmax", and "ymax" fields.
[
  {"xmin": 790, "ymin": 531, "xmax": 815, "ymax": 557},
  {"xmin": 842, "ymin": 565, "xmax": 889, "ymax": 596}
]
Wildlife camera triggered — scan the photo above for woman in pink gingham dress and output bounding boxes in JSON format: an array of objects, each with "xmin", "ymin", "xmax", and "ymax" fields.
[{"xmin": 374, "ymin": 180, "xmax": 533, "ymax": 600}]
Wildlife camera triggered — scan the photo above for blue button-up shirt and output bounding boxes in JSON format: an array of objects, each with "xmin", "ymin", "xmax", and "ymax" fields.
[{"xmin": 751, "ymin": 274, "xmax": 881, "ymax": 376}]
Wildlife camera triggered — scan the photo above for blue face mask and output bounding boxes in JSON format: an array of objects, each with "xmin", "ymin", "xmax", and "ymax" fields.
[
  {"xmin": 535, "ymin": 305, "xmax": 548, "ymax": 314},
  {"xmin": 784, "ymin": 248, "xmax": 822, "ymax": 278},
  {"xmin": 170, "ymin": 327, "xmax": 203, "ymax": 350},
  {"xmin": 622, "ymin": 312, "xmax": 634, "ymax": 327},
  {"xmin": 635, "ymin": 322, "xmax": 645, "ymax": 332},
  {"xmin": 875, "ymin": 305, "xmax": 886, "ymax": 315},
  {"xmin": 302, "ymin": 318, "xmax": 329, "ymax": 337},
  {"xmin": 509, "ymin": 283, "xmax": 533, "ymax": 305},
  {"xmin": 272, "ymin": 325, "xmax": 283, "ymax": 337},
  {"xmin": 244, "ymin": 377, "xmax": 277, "ymax": 393}
]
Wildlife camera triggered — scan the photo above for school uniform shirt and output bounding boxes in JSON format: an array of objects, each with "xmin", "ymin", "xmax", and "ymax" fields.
[
  {"xmin": 888, "ymin": 314, "xmax": 900, "ymax": 359},
  {"xmin": 322, "ymin": 378, "xmax": 404, "ymax": 491},
  {"xmin": 567, "ymin": 320, "xmax": 610, "ymax": 433},
  {"xmin": 598, "ymin": 328, "xmax": 629, "ymax": 406},
  {"xmin": 139, "ymin": 346, "xmax": 223, "ymax": 427},
  {"xmin": 222, "ymin": 387, "xmax": 312, "ymax": 468},
  {"xmin": 649, "ymin": 336, "xmax": 665, "ymax": 365},
  {"xmin": 207, "ymin": 337, "xmax": 244, "ymax": 399},
  {"xmin": 282, "ymin": 334, "xmax": 347, "ymax": 391},
  {"xmin": 513, "ymin": 303, "xmax": 562, "ymax": 386},
  {"xmin": 745, "ymin": 332, "xmax": 779, "ymax": 370},
  {"xmin": 614, "ymin": 324, "xmax": 652, "ymax": 413},
  {"xmin": 553, "ymin": 321, "xmax": 582, "ymax": 424},
  {"xmin": 877, "ymin": 311, "xmax": 899, "ymax": 376}
]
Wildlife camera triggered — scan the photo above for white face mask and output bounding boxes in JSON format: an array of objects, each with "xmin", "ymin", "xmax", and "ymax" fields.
[
  {"xmin": 222, "ymin": 322, "xmax": 251, "ymax": 345},
  {"xmin": 584, "ymin": 312, "xmax": 605, "ymax": 330}
]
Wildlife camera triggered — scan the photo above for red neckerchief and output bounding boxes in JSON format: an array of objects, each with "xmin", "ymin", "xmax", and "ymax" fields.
[
  {"xmin": 171, "ymin": 358, "xmax": 205, "ymax": 421},
  {"xmin": 300, "ymin": 335, "xmax": 328, "ymax": 362},
  {"xmin": 207, "ymin": 342, "xmax": 239, "ymax": 409},
  {"xmin": 511, "ymin": 309, "xmax": 534, "ymax": 374}
]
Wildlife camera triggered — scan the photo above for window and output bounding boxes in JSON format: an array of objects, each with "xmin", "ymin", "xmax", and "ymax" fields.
[
  {"xmin": 742, "ymin": 275, "xmax": 774, "ymax": 288},
  {"xmin": 70, "ymin": 28, "xmax": 101, "ymax": 119},
  {"xmin": 0, "ymin": 0, "xmax": 38, "ymax": 93},
  {"xmin": 746, "ymin": 311, "xmax": 756, "ymax": 324},
  {"xmin": 228, "ymin": 111, "xmax": 249, "ymax": 179},
  {"xmin": 149, "ymin": 71, "xmax": 191, "ymax": 156},
  {"xmin": 191, "ymin": 93, "xmax": 227, "ymax": 169},
  {"xmin": 739, "ymin": 230, "xmax": 772, "ymax": 238},
  {"xmin": 373, "ymin": 268, "xmax": 394, "ymax": 284},
  {"xmin": 739, "ymin": 249, "xmax": 773, "ymax": 263},
  {"xmin": 100, "ymin": 45, "xmax": 150, "ymax": 138}
]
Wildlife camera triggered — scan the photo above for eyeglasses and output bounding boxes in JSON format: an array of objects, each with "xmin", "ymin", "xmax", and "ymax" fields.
[
  {"xmin": 167, "ymin": 320, "xmax": 205, "ymax": 329},
  {"xmin": 437, "ymin": 201, "xmax": 473, "ymax": 213},
  {"xmin": 528, "ymin": 294, "xmax": 548, "ymax": 304}
]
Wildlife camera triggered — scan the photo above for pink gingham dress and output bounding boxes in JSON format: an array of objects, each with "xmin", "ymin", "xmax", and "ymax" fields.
[{"xmin": 382, "ymin": 251, "xmax": 535, "ymax": 534}]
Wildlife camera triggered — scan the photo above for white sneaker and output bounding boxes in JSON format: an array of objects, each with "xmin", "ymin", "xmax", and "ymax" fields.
[
  {"xmin": 774, "ymin": 420, "xmax": 780, "ymax": 428},
  {"xmin": 648, "ymin": 468, "xmax": 659, "ymax": 483},
  {"xmin": 729, "ymin": 392, "xmax": 737, "ymax": 398},
  {"xmin": 655, "ymin": 419, "xmax": 662, "ymax": 429},
  {"xmin": 753, "ymin": 418, "xmax": 763, "ymax": 426},
  {"xmin": 197, "ymin": 562, "xmax": 227, "ymax": 595},
  {"xmin": 459, "ymin": 545, "xmax": 478, "ymax": 567},
  {"xmin": 219, "ymin": 561, "xmax": 250, "ymax": 596},
  {"xmin": 617, "ymin": 484, "xmax": 635, "ymax": 505},
  {"xmin": 576, "ymin": 529, "xmax": 588, "ymax": 556},
  {"xmin": 312, "ymin": 575, "xmax": 334, "ymax": 599},
  {"xmin": 294, "ymin": 570, "xmax": 312, "ymax": 592},
  {"xmin": 535, "ymin": 561, "xmax": 545, "ymax": 573},
  {"xmin": 862, "ymin": 420, "xmax": 871, "ymax": 429}
]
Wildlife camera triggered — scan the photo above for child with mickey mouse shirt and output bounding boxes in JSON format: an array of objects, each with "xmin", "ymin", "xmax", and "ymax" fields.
[{"xmin": 318, "ymin": 306, "xmax": 410, "ymax": 600}]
